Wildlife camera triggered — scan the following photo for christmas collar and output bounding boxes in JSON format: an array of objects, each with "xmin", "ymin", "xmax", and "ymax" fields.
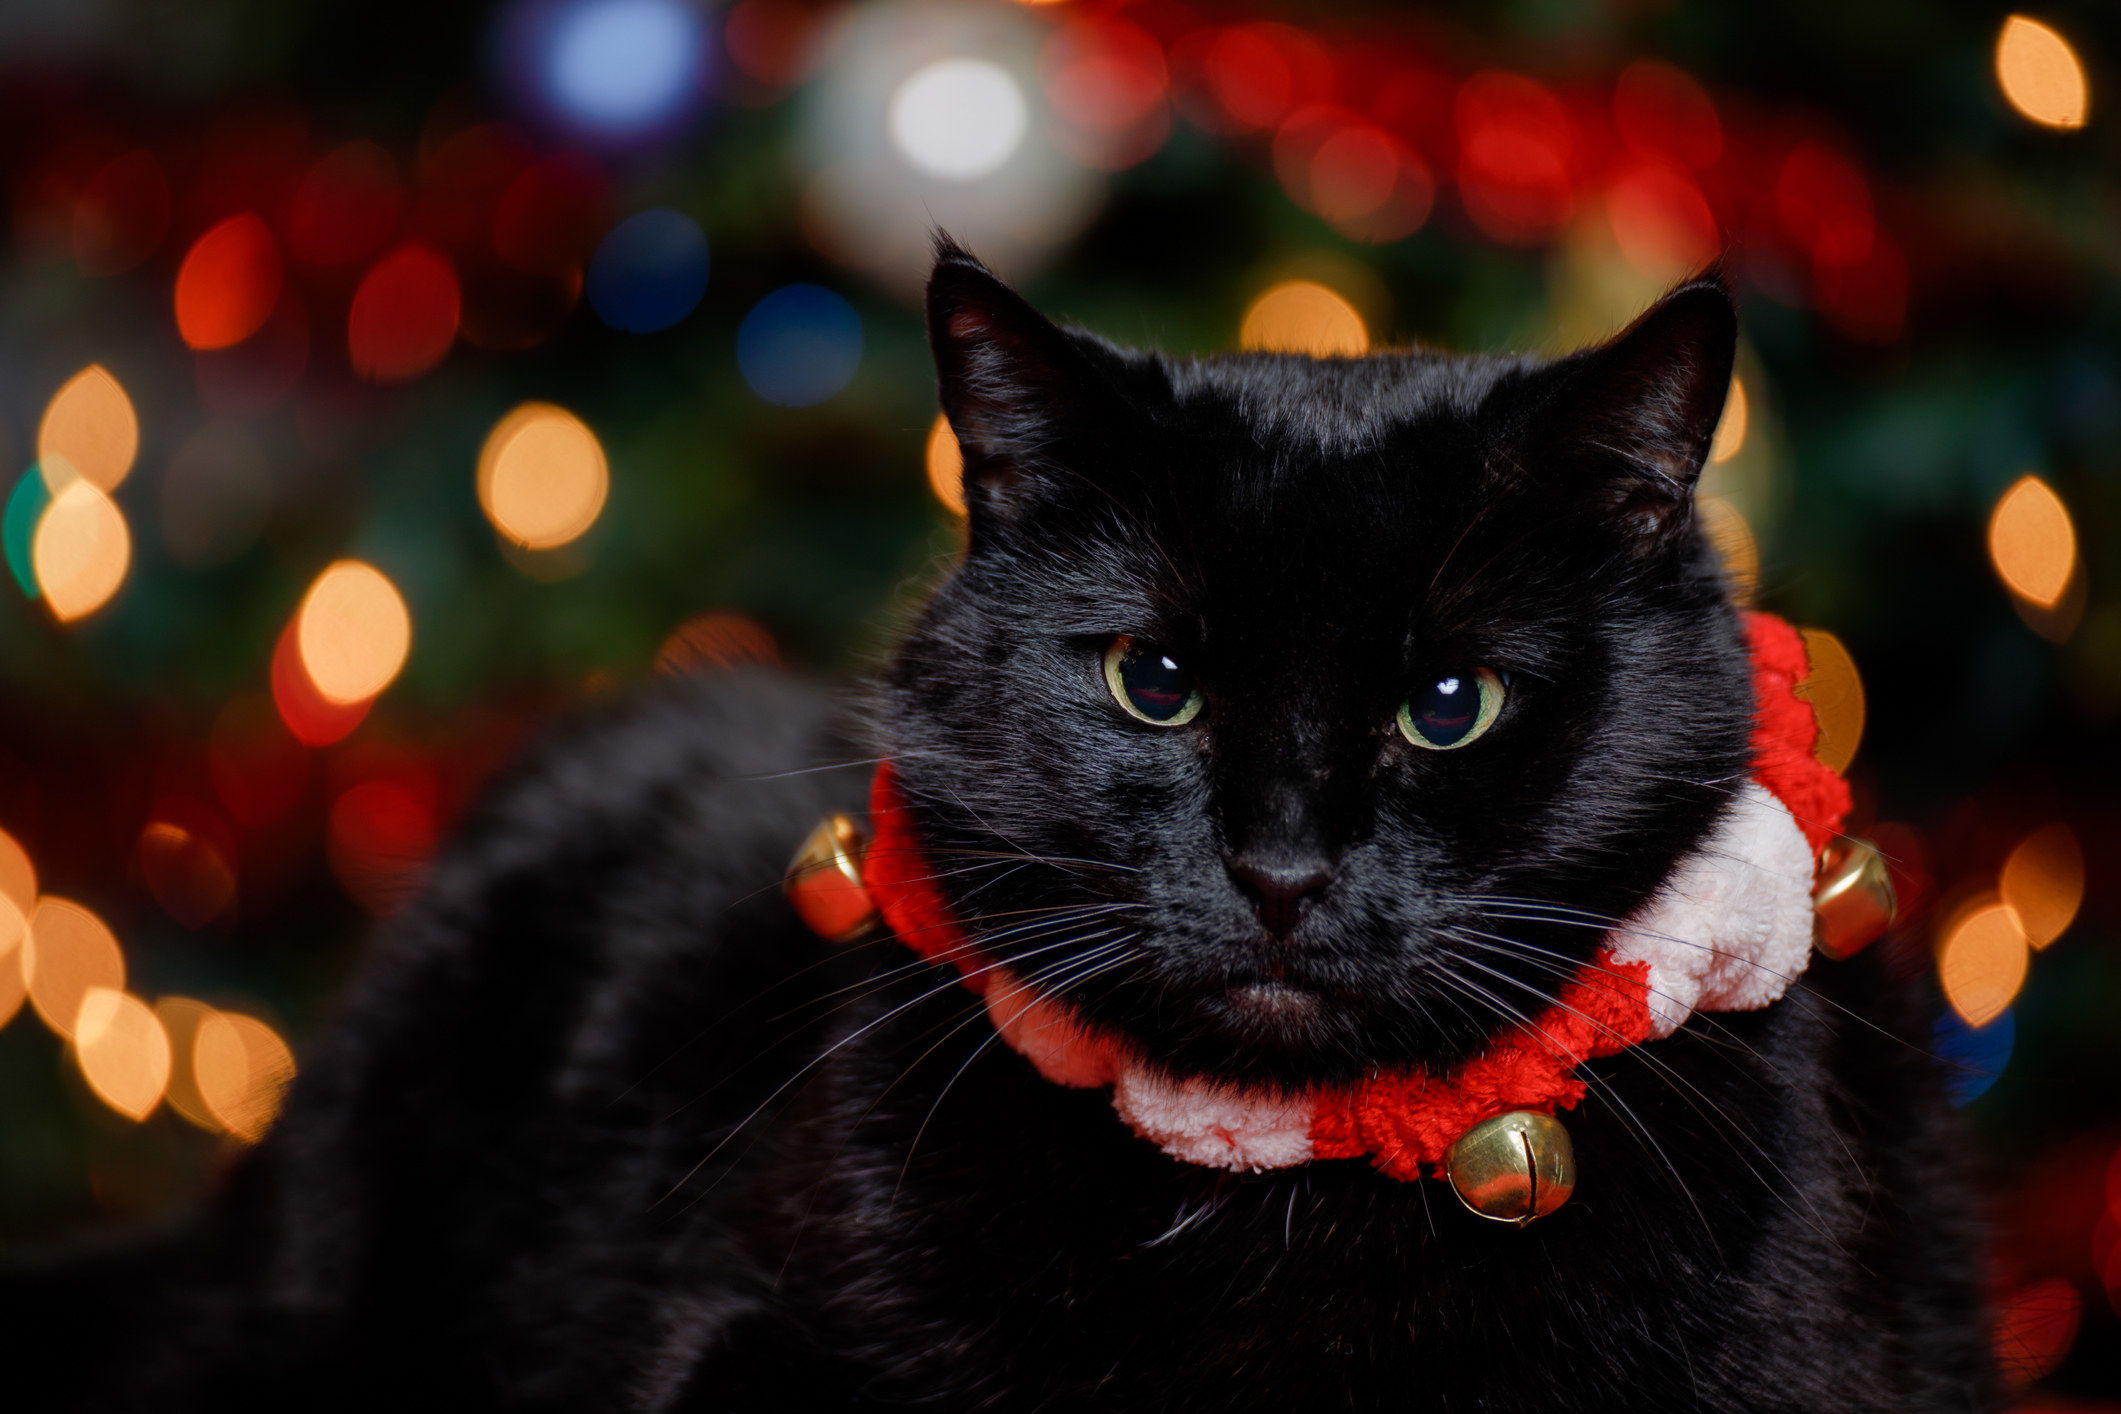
[{"xmin": 794, "ymin": 614, "xmax": 1863, "ymax": 1209}]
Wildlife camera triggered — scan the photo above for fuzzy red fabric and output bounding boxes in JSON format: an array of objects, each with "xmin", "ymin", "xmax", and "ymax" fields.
[
  {"xmin": 858, "ymin": 611, "xmax": 1846, "ymax": 1181},
  {"xmin": 1743, "ymin": 611, "xmax": 1851, "ymax": 857}
]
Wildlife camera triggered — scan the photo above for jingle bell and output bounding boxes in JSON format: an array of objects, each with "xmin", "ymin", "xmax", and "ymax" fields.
[
  {"xmin": 1444, "ymin": 1111, "xmax": 1576, "ymax": 1227},
  {"xmin": 784, "ymin": 814, "xmax": 878, "ymax": 943},
  {"xmin": 1812, "ymin": 836, "xmax": 1896, "ymax": 960}
]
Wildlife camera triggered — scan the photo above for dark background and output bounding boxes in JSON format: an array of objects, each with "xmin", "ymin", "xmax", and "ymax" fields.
[{"xmin": 0, "ymin": 0, "xmax": 2115, "ymax": 1403}]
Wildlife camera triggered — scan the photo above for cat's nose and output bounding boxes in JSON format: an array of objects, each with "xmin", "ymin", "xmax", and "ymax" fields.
[{"xmin": 1226, "ymin": 856, "xmax": 1332, "ymax": 940}]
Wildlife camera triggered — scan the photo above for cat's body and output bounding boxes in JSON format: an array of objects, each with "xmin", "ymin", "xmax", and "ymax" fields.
[{"xmin": 6, "ymin": 248, "xmax": 1995, "ymax": 1411}]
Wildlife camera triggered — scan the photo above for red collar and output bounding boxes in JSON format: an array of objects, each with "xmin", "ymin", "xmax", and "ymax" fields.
[{"xmin": 856, "ymin": 613, "xmax": 1849, "ymax": 1181}]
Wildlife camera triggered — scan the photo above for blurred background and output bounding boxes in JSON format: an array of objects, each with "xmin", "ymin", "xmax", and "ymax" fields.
[{"xmin": 0, "ymin": 0, "xmax": 2113, "ymax": 1401}]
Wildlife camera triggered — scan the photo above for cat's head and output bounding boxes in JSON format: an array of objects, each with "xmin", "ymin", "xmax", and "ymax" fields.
[{"xmin": 881, "ymin": 240, "xmax": 1749, "ymax": 1089}]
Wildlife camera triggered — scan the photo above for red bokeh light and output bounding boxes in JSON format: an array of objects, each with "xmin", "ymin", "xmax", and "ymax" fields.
[
  {"xmin": 724, "ymin": 0, "xmax": 826, "ymax": 90},
  {"xmin": 1776, "ymin": 142, "xmax": 1874, "ymax": 267},
  {"xmin": 174, "ymin": 212, "xmax": 283, "ymax": 351},
  {"xmin": 1181, "ymin": 22, "xmax": 1334, "ymax": 135},
  {"xmin": 72, "ymin": 149, "xmax": 170, "ymax": 278},
  {"xmin": 1272, "ymin": 107, "xmax": 1432, "ymax": 244},
  {"xmin": 137, "ymin": 796, "xmax": 239, "ymax": 929},
  {"xmin": 289, "ymin": 140, "xmax": 402, "ymax": 268},
  {"xmin": 347, "ymin": 242, "xmax": 461, "ymax": 382},
  {"xmin": 195, "ymin": 289, "xmax": 310, "ymax": 418},
  {"xmin": 271, "ymin": 617, "xmax": 372, "ymax": 748},
  {"xmin": 327, "ymin": 779, "xmax": 436, "ymax": 916},
  {"xmin": 1613, "ymin": 60, "xmax": 1722, "ymax": 172},
  {"xmin": 1456, "ymin": 72, "xmax": 1576, "ymax": 245},
  {"xmin": 209, "ymin": 694, "xmax": 311, "ymax": 828},
  {"xmin": 1043, "ymin": 16, "xmax": 1171, "ymax": 171},
  {"xmin": 1993, "ymin": 1278, "xmax": 2080, "ymax": 1385},
  {"xmin": 1606, "ymin": 163, "xmax": 1720, "ymax": 275},
  {"xmin": 493, "ymin": 154, "xmax": 611, "ymax": 276}
]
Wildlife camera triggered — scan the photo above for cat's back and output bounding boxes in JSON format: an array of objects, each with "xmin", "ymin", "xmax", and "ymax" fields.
[{"xmin": 32, "ymin": 668, "xmax": 866, "ymax": 1412}]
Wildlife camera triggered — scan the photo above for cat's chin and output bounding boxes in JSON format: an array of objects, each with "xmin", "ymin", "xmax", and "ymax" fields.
[{"xmin": 1212, "ymin": 981, "xmax": 1332, "ymax": 1052}]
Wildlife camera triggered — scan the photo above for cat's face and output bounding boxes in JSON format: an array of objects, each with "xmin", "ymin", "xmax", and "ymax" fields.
[{"xmin": 884, "ymin": 245, "xmax": 1750, "ymax": 1089}]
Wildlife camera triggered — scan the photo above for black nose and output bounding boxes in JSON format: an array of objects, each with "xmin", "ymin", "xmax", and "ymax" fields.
[{"xmin": 1227, "ymin": 857, "xmax": 1332, "ymax": 940}]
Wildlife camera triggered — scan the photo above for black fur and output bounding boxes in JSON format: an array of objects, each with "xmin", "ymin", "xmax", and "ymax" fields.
[{"xmin": 5, "ymin": 246, "xmax": 1994, "ymax": 1412}]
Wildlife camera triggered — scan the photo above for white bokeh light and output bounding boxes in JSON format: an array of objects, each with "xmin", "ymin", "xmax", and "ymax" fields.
[{"xmin": 888, "ymin": 58, "xmax": 1028, "ymax": 181}]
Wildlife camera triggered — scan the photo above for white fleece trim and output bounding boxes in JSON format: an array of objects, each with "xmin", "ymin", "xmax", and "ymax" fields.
[
  {"xmin": 1603, "ymin": 779, "xmax": 1817, "ymax": 1038},
  {"xmin": 1110, "ymin": 1068, "xmax": 1316, "ymax": 1172}
]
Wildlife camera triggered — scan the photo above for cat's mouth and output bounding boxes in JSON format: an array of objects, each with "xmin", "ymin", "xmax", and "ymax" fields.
[{"xmin": 1206, "ymin": 980, "xmax": 1333, "ymax": 1051}]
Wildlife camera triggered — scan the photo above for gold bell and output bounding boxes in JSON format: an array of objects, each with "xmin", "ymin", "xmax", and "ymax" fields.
[
  {"xmin": 1444, "ymin": 1111, "xmax": 1576, "ymax": 1227},
  {"xmin": 1813, "ymin": 836, "xmax": 1896, "ymax": 960},
  {"xmin": 783, "ymin": 814, "xmax": 878, "ymax": 943}
]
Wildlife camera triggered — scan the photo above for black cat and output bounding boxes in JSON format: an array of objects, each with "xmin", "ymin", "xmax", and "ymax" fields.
[{"xmin": 8, "ymin": 243, "xmax": 1994, "ymax": 1412}]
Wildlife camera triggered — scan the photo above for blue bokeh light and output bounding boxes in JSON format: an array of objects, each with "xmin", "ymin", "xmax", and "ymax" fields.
[
  {"xmin": 3, "ymin": 468, "xmax": 50, "ymax": 599},
  {"xmin": 738, "ymin": 285, "xmax": 864, "ymax": 408},
  {"xmin": 587, "ymin": 209, "xmax": 709, "ymax": 333},
  {"xmin": 542, "ymin": 0, "xmax": 706, "ymax": 137},
  {"xmin": 1933, "ymin": 1006, "xmax": 2014, "ymax": 1106}
]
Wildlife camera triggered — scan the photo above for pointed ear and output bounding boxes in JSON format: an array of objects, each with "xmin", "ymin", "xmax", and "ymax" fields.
[
  {"xmin": 926, "ymin": 237, "xmax": 1128, "ymax": 523},
  {"xmin": 1533, "ymin": 276, "xmax": 1737, "ymax": 543}
]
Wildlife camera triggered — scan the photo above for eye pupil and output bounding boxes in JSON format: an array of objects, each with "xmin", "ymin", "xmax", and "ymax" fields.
[
  {"xmin": 1397, "ymin": 667, "xmax": 1503, "ymax": 750},
  {"xmin": 1119, "ymin": 644, "xmax": 1194, "ymax": 721}
]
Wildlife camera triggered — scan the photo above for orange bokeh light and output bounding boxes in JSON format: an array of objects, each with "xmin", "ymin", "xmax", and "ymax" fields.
[
  {"xmin": 153, "ymin": 996, "xmax": 224, "ymax": 1133},
  {"xmin": 296, "ymin": 560, "xmax": 412, "ymax": 706},
  {"xmin": 174, "ymin": 212, "xmax": 283, "ymax": 351},
  {"xmin": 1240, "ymin": 281, "xmax": 1368, "ymax": 356},
  {"xmin": 33, "ymin": 479, "xmax": 132, "ymax": 622},
  {"xmin": 75, "ymin": 987, "xmax": 172, "ymax": 1121},
  {"xmin": 23, "ymin": 896, "xmax": 126, "ymax": 1039},
  {"xmin": 1995, "ymin": 16, "xmax": 2088, "ymax": 131},
  {"xmin": 38, "ymin": 364, "xmax": 138, "ymax": 493},
  {"xmin": 1987, "ymin": 474, "xmax": 2076, "ymax": 610},
  {"xmin": 1937, "ymin": 898, "xmax": 2029, "ymax": 1028},
  {"xmin": 656, "ymin": 610, "xmax": 781, "ymax": 675},
  {"xmin": 1709, "ymin": 376, "xmax": 1748, "ymax": 464},
  {"xmin": 1796, "ymin": 629, "xmax": 1865, "ymax": 775},
  {"xmin": 195, "ymin": 1011, "xmax": 297, "ymax": 1143},
  {"xmin": 926, "ymin": 413, "xmax": 966, "ymax": 516},
  {"xmin": 2000, "ymin": 823, "xmax": 2084, "ymax": 950},
  {"xmin": 1697, "ymin": 496, "xmax": 1757, "ymax": 605},
  {"xmin": 348, "ymin": 243, "xmax": 461, "ymax": 382},
  {"xmin": 0, "ymin": 825, "xmax": 36, "ymax": 913},
  {"xmin": 0, "ymin": 893, "xmax": 26, "ymax": 1031},
  {"xmin": 476, "ymin": 403, "xmax": 610, "ymax": 551}
]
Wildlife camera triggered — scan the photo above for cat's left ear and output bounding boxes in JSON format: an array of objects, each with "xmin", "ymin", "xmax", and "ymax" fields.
[{"xmin": 1531, "ymin": 275, "xmax": 1737, "ymax": 543}]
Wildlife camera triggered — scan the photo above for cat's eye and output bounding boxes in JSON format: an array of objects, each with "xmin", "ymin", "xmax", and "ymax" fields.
[
  {"xmin": 1103, "ymin": 637, "xmax": 1203, "ymax": 726},
  {"xmin": 1396, "ymin": 668, "xmax": 1505, "ymax": 750}
]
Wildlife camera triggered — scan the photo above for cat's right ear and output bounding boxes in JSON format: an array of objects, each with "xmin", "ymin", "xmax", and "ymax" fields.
[{"xmin": 926, "ymin": 237, "xmax": 1125, "ymax": 525}]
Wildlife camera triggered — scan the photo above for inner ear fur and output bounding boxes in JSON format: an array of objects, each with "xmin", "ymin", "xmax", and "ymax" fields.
[
  {"xmin": 925, "ymin": 237, "xmax": 1132, "ymax": 524},
  {"xmin": 1532, "ymin": 276, "xmax": 1738, "ymax": 542}
]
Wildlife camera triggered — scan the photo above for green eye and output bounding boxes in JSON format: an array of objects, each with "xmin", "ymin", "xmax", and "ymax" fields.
[
  {"xmin": 1396, "ymin": 668, "xmax": 1505, "ymax": 750},
  {"xmin": 1103, "ymin": 637, "xmax": 1204, "ymax": 726}
]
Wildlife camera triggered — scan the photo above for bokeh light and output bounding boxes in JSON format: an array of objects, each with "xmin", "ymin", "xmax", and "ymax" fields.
[
  {"xmin": 1604, "ymin": 165, "xmax": 1718, "ymax": 278},
  {"xmin": 74, "ymin": 987, "xmax": 171, "ymax": 1122},
  {"xmin": 348, "ymin": 243, "xmax": 461, "ymax": 382},
  {"xmin": 656, "ymin": 610, "xmax": 780, "ymax": 674},
  {"xmin": 477, "ymin": 403, "xmax": 609, "ymax": 551},
  {"xmin": 586, "ymin": 208, "xmax": 708, "ymax": 333},
  {"xmin": 273, "ymin": 618, "xmax": 374, "ymax": 747},
  {"xmin": 0, "ymin": 828, "xmax": 35, "ymax": 915},
  {"xmin": 1697, "ymin": 496, "xmax": 1757, "ymax": 604},
  {"xmin": 1041, "ymin": 14, "xmax": 1171, "ymax": 172},
  {"xmin": 289, "ymin": 140, "xmax": 402, "ymax": 268},
  {"xmin": 1995, "ymin": 16, "xmax": 2088, "ymax": 131},
  {"xmin": 23, "ymin": 896, "xmax": 125, "ymax": 1040},
  {"xmin": 541, "ymin": 0, "xmax": 708, "ymax": 138},
  {"xmin": 1613, "ymin": 60, "xmax": 1721, "ymax": 171},
  {"xmin": 1994, "ymin": 1277, "xmax": 2081, "ymax": 1385},
  {"xmin": 889, "ymin": 59, "xmax": 1029, "ymax": 181},
  {"xmin": 4, "ymin": 470, "xmax": 51, "ymax": 597},
  {"xmin": 160, "ymin": 422, "xmax": 273, "ymax": 569},
  {"xmin": 194, "ymin": 1011, "xmax": 297, "ymax": 1143},
  {"xmin": 153, "ymin": 997, "xmax": 222, "ymax": 1133},
  {"xmin": 926, "ymin": 413, "xmax": 966, "ymax": 515},
  {"xmin": 0, "ymin": 893, "xmax": 26, "ymax": 1031},
  {"xmin": 32, "ymin": 478, "xmax": 132, "ymax": 622},
  {"xmin": 1796, "ymin": 628, "xmax": 1865, "ymax": 775},
  {"xmin": 174, "ymin": 212, "xmax": 283, "ymax": 351},
  {"xmin": 1239, "ymin": 280, "xmax": 1368, "ymax": 356},
  {"xmin": 1987, "ymin": 474, "xmax": 2077, "ymax": 610},
  {"xmin": 296, "ymin": 560, "xmax": 412, "ymax": 706},
  {"xmin": 72, "ymin": 149, "xmax": 169, "ymax": 278},
  {"xmin": 1933, "ymin": 1006, "xmax": 2013, "ymax": 1106},
  {"xmin": 2001, "ymin": 824, "xmax": 2084, "ymax": 950},
  {"xmin": 738, "ymin": 284, "xmax": 863, "ymax": 407},
  {"xmin": 1709, "ymin": 376, "xmax": 1748, "ymax": 464},
  {"xmin": 38, "ymin": 364, "xmax": 138, "ymax": 493},
  {"xmin": 137, "ymin": 808, "xmax": 239, "ymax": 930},
  {"xmin": 1456, "ymin": 72, "xmax": 1576, "ymax": 246},
  {"xmin": 1938, "ymin": 898, "xmax": 2030, "ymax": 1028},
  {"xmin": 328, "ymin": 781, "xmax": 438, "ymax": 915}
]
